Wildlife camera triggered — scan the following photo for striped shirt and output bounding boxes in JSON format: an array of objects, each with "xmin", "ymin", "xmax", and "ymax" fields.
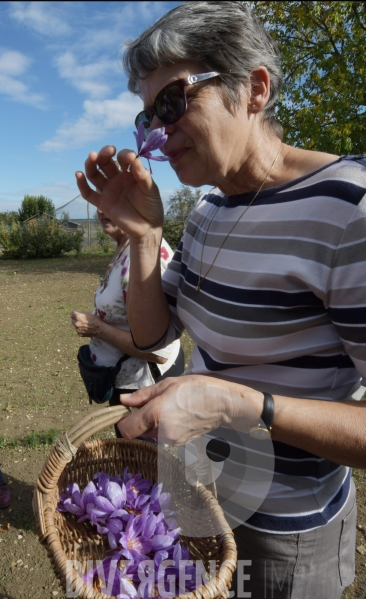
[{"xmin": 162, "ymin": 155, "xmax": 366, "ymax": 533}]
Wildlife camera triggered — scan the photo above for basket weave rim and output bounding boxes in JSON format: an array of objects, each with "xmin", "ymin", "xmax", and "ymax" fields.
[{"xmin": 33, "ymin": 406, "xmax": 237, "ymax": 599}]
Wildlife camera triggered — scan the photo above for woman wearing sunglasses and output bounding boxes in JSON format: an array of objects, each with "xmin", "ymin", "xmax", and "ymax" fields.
[{"xmin": 75, "ymin": 2, "xmax": 366, "ymax": 598}]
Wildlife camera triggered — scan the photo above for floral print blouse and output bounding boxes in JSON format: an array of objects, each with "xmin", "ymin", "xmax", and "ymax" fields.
[{"xmin": 89, "ymin": 239, "xmax": 181, "ymax": 390}]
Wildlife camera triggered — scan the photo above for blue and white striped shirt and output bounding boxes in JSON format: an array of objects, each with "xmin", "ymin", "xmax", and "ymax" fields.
[{"xmin": 162, "ymin": 155, "xmax": 366, "ymax": 533}]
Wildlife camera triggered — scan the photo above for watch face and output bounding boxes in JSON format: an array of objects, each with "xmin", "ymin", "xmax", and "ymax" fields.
[{"xmin": 249, "ymin": 426, "xmax": 271, "ymax": 440}]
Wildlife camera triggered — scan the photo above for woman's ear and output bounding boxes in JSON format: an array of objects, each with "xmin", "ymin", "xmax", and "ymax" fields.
[{"xmin": 247, "ymin": 66, "xmax": 271, "ymax": 114}]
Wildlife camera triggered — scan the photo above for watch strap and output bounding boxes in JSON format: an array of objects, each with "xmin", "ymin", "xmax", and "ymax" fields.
[{"xmin": 261, "ymin": 392, "xmax": 274, "ymax": 430}]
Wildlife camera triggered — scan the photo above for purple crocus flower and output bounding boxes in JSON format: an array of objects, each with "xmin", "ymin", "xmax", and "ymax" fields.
[
  {"xmin": 119, "ymin": 514, "xmax": 152, "ymax": 560},
  {"xmin": 106, "ymin": 517, "xmax": 124, "ymax": 551},
  {"xmin": 129, "ymin": 123, "xmax": 170, "ymax": 174},
  {"xmin": 58, "ymin": 480, "xmax": 99, "ymax": 524},
  {"xmin": 149, "ymin": 483, "xmax": 172, "ymax": 514},
  {"xmin": 83, "ymin": 556, "xmax": 139, "ymax": 599},
  {"xmin": 126, "ymin": 474, "xmax": 151, "ymax": 509},
  {"xmin": 57, "ymin": 482, "xmax": 80, "ymax": 512},
  {"xmin": 58, "ymin": 468, "xmax": 200, "ymax": 597},
  {"xmin": 157, "ymin": 542, "xmax": 204, "ymax": 595}
]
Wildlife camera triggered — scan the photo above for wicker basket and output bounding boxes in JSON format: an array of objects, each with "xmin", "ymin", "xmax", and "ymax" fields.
[{"xmin": 33, "ymin": 405, "xmax": 237, "ymax": 599}]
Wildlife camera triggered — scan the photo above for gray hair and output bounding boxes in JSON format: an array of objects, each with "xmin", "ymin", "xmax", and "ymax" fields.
[{"xmin": 123, "ymin": 1, "xmax": 283, "ymax": 135}]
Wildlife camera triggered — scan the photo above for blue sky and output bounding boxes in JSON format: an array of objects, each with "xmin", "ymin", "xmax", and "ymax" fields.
[{"xmin": 0, "ymin": 0, "xmax": 205, "ymax": 219}]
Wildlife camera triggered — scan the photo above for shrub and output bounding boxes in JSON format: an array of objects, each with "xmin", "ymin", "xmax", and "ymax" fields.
[
  {"xmin": 0, "ymin": 217, "xmax": 84, "ymax": 259},
  {"xmin": 0, "ymin": 211, "xmax": 19, "ymax": 226},
  {"xmin": 96, "ymin": 229, "xmax": 112, "ymax": 253}
]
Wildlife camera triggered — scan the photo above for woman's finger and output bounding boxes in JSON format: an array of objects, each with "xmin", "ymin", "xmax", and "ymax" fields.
[
  {"xmin": 117, "ymin": 150, "xmax": 155, "ymax": 195},
  {"xmin": 129, "ymin": 158, "xmax": 158, "ymax": 197},
  {"xmin": 121, "ymin": 379, "xmax": 173, "ymax": 408},
  {"xmin": 117, "ymin": 149, "xmax": 138, "ymax": 172},
  {"xmin": 95, "ymin": 146, "xmax": 121, "ymax": 179},
  {"xmin": 75, "ymin": 172, "xmax": 101, "ymax": 205},
  {"xmin": 83, "ymin": 151, "xmax": 113, "ymax": 192},
  {"xmin": 117, "ymin": 403, "xmax": 159, "ymax": 439}
]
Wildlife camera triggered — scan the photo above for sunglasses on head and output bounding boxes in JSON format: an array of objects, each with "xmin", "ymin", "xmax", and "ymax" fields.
[{"xmin": 135, "ymin": 71, "xmax": 221, "ymax": 134}]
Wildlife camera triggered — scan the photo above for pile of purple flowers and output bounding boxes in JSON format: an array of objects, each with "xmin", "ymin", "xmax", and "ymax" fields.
[{"xmin": 58, "ymin": 469, "xmax": 205, "ymax": 598}]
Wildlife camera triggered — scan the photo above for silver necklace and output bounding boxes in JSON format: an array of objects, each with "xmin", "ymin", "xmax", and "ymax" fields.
[{"xmin": 196, "ymin": 143, "xmax": 282, "ymax": 292}]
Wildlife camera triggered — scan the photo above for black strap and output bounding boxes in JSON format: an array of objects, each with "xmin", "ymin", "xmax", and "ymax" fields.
[
  {"xmin": 148, "ymin": 361, "xmax": 161, "ymax": 381},
  {"xmin": 261, "ymin": 392, "xmax": 274, "ymax": 429}
]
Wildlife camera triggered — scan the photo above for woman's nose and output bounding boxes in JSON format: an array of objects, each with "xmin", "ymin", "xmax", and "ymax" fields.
[{"xmin": 150, "ymin": 114, "xmax": 174, "ymax": 136}]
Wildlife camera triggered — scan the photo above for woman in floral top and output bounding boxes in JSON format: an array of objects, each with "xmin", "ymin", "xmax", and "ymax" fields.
[{"xmin": 71, "ymin": 209, "xmax": 183, "ymax": 432}]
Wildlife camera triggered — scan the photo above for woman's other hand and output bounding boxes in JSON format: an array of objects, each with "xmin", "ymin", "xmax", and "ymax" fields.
[
  {"xmin": 75, "ymin": 145, "xmax": 164, "ymax": 240},
  {"xmin": 71, "ymin": 310, "xmax": 101, "ymax": 338},
  {"xmin": 117, "ymin": 375, "xmax": 264, "ymax": 445}
]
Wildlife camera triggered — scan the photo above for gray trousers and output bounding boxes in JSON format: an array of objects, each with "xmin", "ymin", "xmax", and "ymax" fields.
[{"xmin": 230, "ymin": 479, "xmax": 357, "ymax": 599}]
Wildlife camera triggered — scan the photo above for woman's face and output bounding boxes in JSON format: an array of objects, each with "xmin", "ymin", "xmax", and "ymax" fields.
[
  {"xmin": 139, "ymin": 61, "xmax": 251, "ymax": 190},
  {"xmin": 97, "ymin": 210, "xmax": 123, "ymax": 239}
]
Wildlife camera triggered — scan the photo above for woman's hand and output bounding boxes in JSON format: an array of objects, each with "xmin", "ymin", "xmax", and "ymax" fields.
[
  {"xmin": 71, "ymin": 310, "xmax": 101, "ymax": 337},
  {"xmin": 75, "ymin": 146, "xmax": 164, "ymax": 240},
  {"xmin": 117, "ymin": 375, "xmax": 264, "ymax": 445}
]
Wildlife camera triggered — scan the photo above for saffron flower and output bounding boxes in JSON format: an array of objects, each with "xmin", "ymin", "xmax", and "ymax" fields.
[
  {"xmin": 128, "ymin": 122, "xmax": 170, "ymax": 174},
  {"xmin": 83, "ymin": 556, "xmax": 139, "ymax": 599},
  {"xmin": 57, "ymin": 468, "xmax": 206, "ymax": 598}
]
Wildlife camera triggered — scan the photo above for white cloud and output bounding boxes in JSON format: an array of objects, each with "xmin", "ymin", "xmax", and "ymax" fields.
[
  {"xmin": 55, "ymin": 52, "xmax": 120, "ymax": 99},
  {"xmin": 0, "ymin": 49, "xmax": 46, "ymax": 108},
  {"xmin": 8, "ymin": 1, "xmax": 72, "ymax": 37},
  {"xmin": 68, "ymin": 2, "xmax": 168, "ymax": 55},
  {"xmin": 39, "ymin": 92, "xmax": 143, "ymax": 152},
  {"xmin": 0, "ymin": 49, "xmax": 30, "ymax": 75}
]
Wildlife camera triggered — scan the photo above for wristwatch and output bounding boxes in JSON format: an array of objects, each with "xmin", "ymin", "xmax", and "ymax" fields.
[{"xmin": 249, "ymin": 392, "xmax": 274, "ymax": 440}]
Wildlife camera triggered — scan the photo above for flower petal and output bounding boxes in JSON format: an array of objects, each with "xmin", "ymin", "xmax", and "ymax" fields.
[
  {"xmin": 134, "ymin": 122, "xmax": 145, "ymax": 154},
  {"xmin": 106, "ymin": 481, "xmax": 126, "ymax": 509},
  {"xmin": 143, "ymin": 514, "xmax": 157, "ymax": 539},
  {"xmin": 119, "ymin": 577, "xmax": 138, "ymax": 599},
  {"xmin": 151, "ymin": 534, "xmax": 174, "ymax": 551},
  {"xmin": 140, "ymin": 128, "xmax": 167, "ymax": 155},
  {"xmin": 146, "ymin": 155, "xmax": 171, "ymax": 162},
  {"xmin": 107, "ymin": 518, "xmax": 124, "ymax": 534},
  {"xmin": 108, "ymin": 530, "xmax": 119, "ymax": 550},
  {"xmin": 95, "ymin": 495, "xmax": 115, "ymax": 513}
]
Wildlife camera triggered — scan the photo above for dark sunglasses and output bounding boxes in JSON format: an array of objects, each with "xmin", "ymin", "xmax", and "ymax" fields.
[{"xmin": 135, "ymin": 71, "xmax": 220, "ymax": 134}]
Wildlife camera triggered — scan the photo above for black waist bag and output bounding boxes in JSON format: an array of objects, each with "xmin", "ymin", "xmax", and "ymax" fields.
[{"xmin": 77, "ymin": 344, "xmax": 130, "ymax": 404}]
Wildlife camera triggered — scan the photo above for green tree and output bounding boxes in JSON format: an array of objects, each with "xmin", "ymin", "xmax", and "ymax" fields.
[
  {"xmin": 0, "ymin": 211, "xmax": 19, "ymax": 226},
  {"xmin": 250, "ymin": 1, "xmax": 366, "ymax": 153},
  {"xmin": 60, "ymin": 210, "xmax": 70, "ymax": 221},
  {"xmin": 163, "ymin": 186, "xmax": 202, "ymax": 249},
  {"xmin": 0, "ymin": 217, "xmax": 83, "ymax": 259},
  {"xmin": 18, "ymin": 195, "xmax": 55, "ymax": 222}
]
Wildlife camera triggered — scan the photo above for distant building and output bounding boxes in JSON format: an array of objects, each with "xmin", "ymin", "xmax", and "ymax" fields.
[{"xmin": 61, "ymin": 220, "xmax": 83, "ymax": 232}]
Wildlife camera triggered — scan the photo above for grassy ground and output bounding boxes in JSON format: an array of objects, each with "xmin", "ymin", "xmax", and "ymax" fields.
[{"xmin": 0, "ymin": 253, "xmax": 364, "ymax": 599}]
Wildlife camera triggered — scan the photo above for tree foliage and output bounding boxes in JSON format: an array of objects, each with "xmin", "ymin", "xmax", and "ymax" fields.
[
  {"xmin": 250, "ymin": 1, "xmax": 366, "ymax": 153},
  {"xmin": 93, "ymin": 210, "xmax": 112, "ymax": 253},
  {"xmin": 163, "ymin": 186, "xmax": 202, "ymax": 249},
  {"xmin": 18, "ymin": 195, "xmax": 55, "ymax": 222},
  {"xmin": 0, "ymin": 211, "xmax": 19, "ymax": 226},
  {"xmin": 60, "ymin": 210, "xmax": 70, "ymax": 221},
  {"xmin": 0, "ymin": 217, "xmax": 83, "ymax": 259}
]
